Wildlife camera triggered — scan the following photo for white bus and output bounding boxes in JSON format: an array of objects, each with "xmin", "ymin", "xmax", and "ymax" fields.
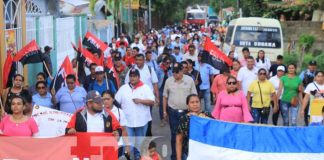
[{"xmin": 224, "ymin": 17, "xmax": 284, "ymax": 61}]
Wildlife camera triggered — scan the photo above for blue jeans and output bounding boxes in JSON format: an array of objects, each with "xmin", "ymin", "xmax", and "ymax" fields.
[
  {"xmin": 251, "ymin": 108, "xmax": 269, "ymax": 124},
  {"xmin": 168, "ymin": 107, "xmax": 186, "ymax": 160},
  {"xmin": 280, "ymin": 101, "xmax": 299, "ymax": 126},
  {"xmin": 200, "ymin": 88, "xmax": 212, "ymax": 112},
  {"xmin": 126, "ymin": 123, "xmax": 148, "ymax": 158}
]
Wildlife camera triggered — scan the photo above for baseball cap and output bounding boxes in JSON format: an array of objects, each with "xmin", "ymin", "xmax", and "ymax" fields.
[
  {"xmin": 172, "ymin": 62, "xmax": 183, "ymax": 73},
  {"xmin": 44, "ymin": 46, "xmax": 52, "ymax": 52},
  {"xmin": 95, "ymin": 66, "xmax": 104, "ymax": 73},
  {"xmin": 129, "ymin": 68, "xmax": 140, "ymax": 77},
  {"xmin": 86, "ymin": 90, "xmax": 103, "ymax": 104},
  {"xmin": 309, "ymin": 60, "xmax": 317, "ymax": 66},
  {"xmin": 277, "ymin": 66, "xmax": 285, "ymax": 72}
]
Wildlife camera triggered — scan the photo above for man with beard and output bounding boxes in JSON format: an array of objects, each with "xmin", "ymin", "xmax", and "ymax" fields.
[{"xmin": 65, "ymin": 90, "xmax": 121, "ymax": 135}]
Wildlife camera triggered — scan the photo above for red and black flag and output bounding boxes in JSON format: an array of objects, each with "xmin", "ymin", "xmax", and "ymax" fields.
[
  {"xmin": 50, "ymin": 56, "xmax": 79, "ymax": 92},
  {"xmin": 82, "ymin": 32, "xmax": 108, "ymax": 55},
  {"xmin": 2, "ymin": 54, "xmax": 16, "ymax": 88},
  {"xmin": 202, "ymin": 37, "xmax": 232, "ymax": 71},
  {"xmin": 13, "ymin": 40, "xmax": 43, "ymax": 65}
]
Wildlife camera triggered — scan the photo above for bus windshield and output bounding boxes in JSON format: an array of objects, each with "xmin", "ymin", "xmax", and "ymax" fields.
[
  {"xmin": 187, "ymin": 12, "xmax": 204, "ymax": 20},
  {"xmin": 233, "ymin": 26, "xmax": 281, "ymax": 48}
]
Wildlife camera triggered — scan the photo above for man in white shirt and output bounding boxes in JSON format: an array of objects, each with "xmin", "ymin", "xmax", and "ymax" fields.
[
  {"xmin": 301, "ymin": 71, "xmax": 324, "ymax": 125},
  {"xmin": 130, "ymin": 36, "xmax": 145, "ymax": 54},
  {"xmin": 237, "ymin": 56, "xmax": 258, "ymax": 96},
  {"xmin": 124, "ymin": 54, "xmax": 159, "ymax": 137},
  {"xmin": 115, "ymin": 69, "xmax": 155, "ymax": 155},
  {"xmin": 269, "ymin": 66, "xmax": 285, "ymax": 125},
  {"xmin": 183, "ymin": 44, "xmax": 198, "ymax": 63}
]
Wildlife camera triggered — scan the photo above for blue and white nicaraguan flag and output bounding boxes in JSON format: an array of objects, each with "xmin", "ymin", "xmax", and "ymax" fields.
[{"xmin": 188, "ymin": 116, "xmax": 324, "ymax": 160}]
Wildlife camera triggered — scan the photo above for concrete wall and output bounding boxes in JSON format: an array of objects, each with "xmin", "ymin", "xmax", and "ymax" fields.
[{"xmin": 281, "ymin": 21, "xmax": 324, "ymax": 54}]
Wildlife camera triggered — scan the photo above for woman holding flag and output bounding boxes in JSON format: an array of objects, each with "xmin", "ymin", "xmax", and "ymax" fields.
[{"xmin": 176, "ymin": 94, "xmax": 213, "ymax": 160}]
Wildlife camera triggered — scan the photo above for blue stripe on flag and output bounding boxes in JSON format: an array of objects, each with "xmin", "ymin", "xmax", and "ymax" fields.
[{"xmin": 189, "ymin": 116, "xmax": 324, "ymax": 153}]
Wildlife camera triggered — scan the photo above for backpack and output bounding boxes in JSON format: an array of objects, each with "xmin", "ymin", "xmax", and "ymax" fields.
[{"xmin": 302, "ymin": 71, "xmax": 315, "ymax": 87}]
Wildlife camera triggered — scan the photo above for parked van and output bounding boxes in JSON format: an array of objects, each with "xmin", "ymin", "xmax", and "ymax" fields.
[{"xmin": 224, "ymin": 17, "xmax": 284, "ymax": 61}]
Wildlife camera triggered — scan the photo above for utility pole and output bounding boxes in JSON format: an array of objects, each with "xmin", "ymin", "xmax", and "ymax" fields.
[
  {"xmin": 237, "ymin": 0, "xmax": 242, "ymax": 17},
  {"xmin": 128, "ymin": 0, "xmax": 133, "ymax": 36},
  {"xmin": 148, "ymin": 0, "xmax": 152, "ymax": 30}
]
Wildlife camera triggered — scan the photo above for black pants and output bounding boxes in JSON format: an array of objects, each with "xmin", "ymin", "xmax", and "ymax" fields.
[
  {"xmin": 271, "ymin": 100, "xmax": 281, "ymax": 125},
  {"xmin": 304, "ymin": 102, "xmax": 310, "ymax": 126},
  {"xmin": 146, "ymin": 106, "xmax": 153, "ymax": 136}
]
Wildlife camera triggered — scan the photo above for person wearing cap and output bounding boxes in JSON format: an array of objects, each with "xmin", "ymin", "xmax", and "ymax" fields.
[
  {"xmin": 88, "ymin": 66, "xmax": 117, "ymax": 95},
  {"xmin": 163, "ymin": 62, "xmax": 197, "ymax": 160},
  {"xmin": 43, "ymin": 45, "xmax": 53, "ymax": 79},
  {"xmin": 171, "ymin": 46, "xmax": 183, "ymax": 63},
  {"xmin": 269, "ymin": 66, "xmax": 286, "ymax": 125},
  {"xmin": 269, "ymin": 55, "xmax": 287, "ymax": 77},
  {"xmin": 66, "ymin": 90, "xmax": 121, "ymax": 136},
  {"xmin": 299, "ymin": 60, "xmax": 317, "ymax": 126},
  {"xmin": 197, "ymin": 51, "xmax": 219, "ymax": 112},
  {"xmin": 115, "ymin": 68, "xmax": 155, "ymax": 154},
  {"xmin": 125, "ymin": 54, "xmax": 159, "ymax": 104},
  {"xmin": 55, "ymin": 74, "xmax": 87, "ymax": 114},
  {"xmin": 238, "ymin": 47, "xmax": 251, "ymax": 67}
]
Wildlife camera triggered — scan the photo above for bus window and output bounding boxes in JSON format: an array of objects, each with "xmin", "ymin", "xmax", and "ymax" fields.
[
  {"xmin": 233, "ymin": 26, "xmax": 281, "ymax": 48},
  {"xmin": 187, "ymin": 12, "xmax": 204, "ymax": 20},
  {"xmin": 225, "ymin": 26, "xmax": 234, "ymax": 44}
]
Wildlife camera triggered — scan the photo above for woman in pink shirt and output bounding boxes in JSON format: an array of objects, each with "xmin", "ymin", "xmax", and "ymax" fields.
[
  {"xmin": 0, "ymin": 95, "xmax": 38, "ymax": 136},
  {"xmin": 230, "ymin": 60, "xmax": 241, "ymax": 78},
  {"xmin": 212, "ymin": 76, "xmax": 253, "ymax": 123},
  {"xmin": 211, "ymin": 68, "xmax": 230, "ymax": 101}
]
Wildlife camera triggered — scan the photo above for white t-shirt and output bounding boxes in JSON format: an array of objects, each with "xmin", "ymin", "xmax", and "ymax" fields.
[
  {"xmin": 269, "ymin": 75, "xmax": 283, "ymax": 99},
  {"xmin": 115, "ymin": 83, "xmax": 155, "ymax": 128},
  {"xmin": 305, "ymin": 82, "xmax": 324, "ymax": 99},
  {"xmin": 237, "ymin": 66, "xmax": 258, "ymax": 96},
  {"xmin": 255, "ymin": 58, "xmax": 271, "ymax": 72},
  {"xmin": 111, "ymin": 106, "xmax": 128, "ymax": 126},
  {"xmin": 130, "ymin": 43, "xmax": 145, "ymax": 54},
  {"xmin": 86, "ymin": 111, "xmax": 104, "ymax": 132},
  {"xmin": 125, "ymin": 64, "xmax": 158, "ymax": 91}
]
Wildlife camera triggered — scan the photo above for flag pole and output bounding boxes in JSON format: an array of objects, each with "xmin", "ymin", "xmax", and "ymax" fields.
[
  {"xmin": 42, "ymin": 61, "xmax": 53, "ymax": 80},
  {"xmin": 105, "ymin": 72, "xmax": 109, "ymax": 90}
]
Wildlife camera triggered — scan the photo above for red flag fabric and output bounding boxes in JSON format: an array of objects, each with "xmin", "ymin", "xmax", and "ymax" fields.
[
  {"xmin": 2, "ymin": 54, "xmax": 14, "ymax": 88},
  {"xmin": 204, "ymin": 37, "xmax": 233, "ymax": 66},
  {"xmin": 13, "ymin": 40, "xmax": 43, "ymax": 64},
  {"xmin": 80, "ymin": 47, "xmax": 104, "ymax": 66},
  {"xmin": 0, "ymin": 133, "xmax": 118, "ymax": 160},
  {"xmin": 50, "ymin": 56, "xmax": 79, "ymax": 92},
  {"xmin": 82, "ymin": 32, "xmax": 108, "ymax": 54}
]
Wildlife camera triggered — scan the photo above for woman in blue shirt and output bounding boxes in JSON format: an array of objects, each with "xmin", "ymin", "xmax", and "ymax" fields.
[{"xmin": 32, "ymin": 81, "xmax": 54, "ymax": 109}]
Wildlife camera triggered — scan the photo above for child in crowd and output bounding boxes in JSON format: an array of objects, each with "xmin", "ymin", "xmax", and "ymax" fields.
[
  {"xmin": 141, "ymin": 141, "xmax": 162, "ymax": 160},
  {"xmin": 309, "ymin": 106, "xmax": 324, "ymax": 126}
]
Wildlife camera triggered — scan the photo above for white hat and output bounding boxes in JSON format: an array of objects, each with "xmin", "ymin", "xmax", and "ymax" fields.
[
  {"xmin": 277, "ymin": 66, "xmax": 285, "ymax": 72},
  {"xmin": 95, "ymin": 66, "xmax": 104, "ymax": 73}
]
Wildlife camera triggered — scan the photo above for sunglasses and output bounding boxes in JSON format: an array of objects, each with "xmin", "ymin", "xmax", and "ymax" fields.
[
  {"xmin": 37, "ymin": 86, "xmax": 46, "ymax": 89},
  {"xmin": 259, "ymin": 72, "xmax": 267, "ymax": 75},
  {"xmin": 227, "ymin": 81, "xmax": 237, "ymax": 85},
  {"xmin": 67, "ymin": 82, "xmax": 74, "ymax": 84}
]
